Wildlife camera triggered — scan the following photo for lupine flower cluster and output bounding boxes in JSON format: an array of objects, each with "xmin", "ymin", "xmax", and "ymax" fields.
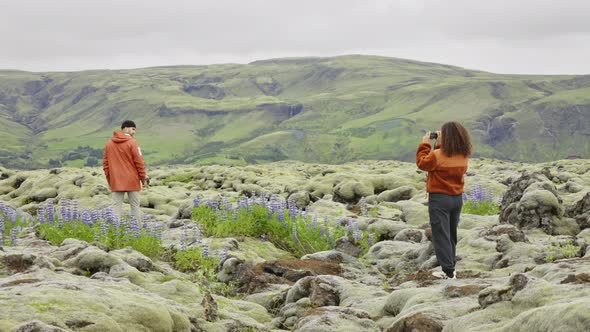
[
  {"xmin": 31, "ymin": 199, "xmax": 164, "ymax": 257},
  {"xmin": 462, "ymin": 184, "xmax": 502, "ymax": 215},
  {"xmin": 192, "ymin": 192, "xmax": 374, "ymax": 257},
  {"xmin": 359, "ymin": 197, "xmax": 368, "ymax": 216},
  {"xmin": 0, "ymin": 202, "xmax": 27, "ymax": 246}
]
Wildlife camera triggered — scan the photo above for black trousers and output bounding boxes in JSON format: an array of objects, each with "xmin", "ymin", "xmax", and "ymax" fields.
[{"xmin": 428, "ymin": 193, "xmax": 463, "ymax": 276}]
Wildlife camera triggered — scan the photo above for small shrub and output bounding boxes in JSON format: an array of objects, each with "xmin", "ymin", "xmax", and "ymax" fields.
[
  {"xmin": 544, "ymin": 240, "xmax": 581, "ymax": 262},
  {"xmin": 173, "ymin": 246, "xmax": 219, "ymax": 274}
]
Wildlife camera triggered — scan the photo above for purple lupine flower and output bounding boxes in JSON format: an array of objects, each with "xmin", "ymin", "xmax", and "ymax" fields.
[
  {"xmin": 476, "ymin": 184, "xmax": 485, "ymax": 202},
  {"xmin": 82, "ymin": 209, "xmax": 92, "ymax": 226},
  {"xmin": 213, "ymin": 249, "xmax": 220, "ymax": 258},
  {"xmin": 156, "ymin": 223, "xmax": 163, "ymax": 241},
  {"xmin": 462, "ymin": 193, "xmax": 468, "ymax": 202},
  {"xmin": 347, "ymin": 219, "xmax": 354, "ymax": 234},
  {"xmin": 10, "ymin": 211, "xmax": 17, "ymax": 225},
  {"xmin": 214, "ymin": 205, "xmax": 221, "ymax": 221},
  {"xmin": 11, "ymin": 228, "xmax": 18, "ymax": 246},
  {"xmin": 193, "ymin": 197, "xmax": 202, "ymax": 208},
  {"xmin": 328, "ymin": 229, "xmax": 334, "ymax": 239},
  {"xmin": 93, "ymin": 229, "xmax": 100, "ymax": 242},
  {"xmin": 114, "ymin": 217, "xmax": 120, "ymax": 237},
  {"xmin": 58, "ymin": 199, "xmax": 66, "ymax": 222},
  {"xmin": 259, "ymin": 192, "xmax": 266, "ymax": 206},
  {"xmin": 368, "ymin": 233, "xmax": 374, "ymax": 247},
  {"xmin": 221, "ymin": 195, "xmax": 229, "ymax": 208},
  {"xmin": 180, "ymin": 224, "xmax": 187, "ymax": 252},
  {"xmin": 191, "ymin": 223, "xmax": 197, "ymax": 244},
  {"xmin": 359, "ymin": 197, "xmax": 367, "ymax": 216},
  {"xmin": 131, "ymin": 218, "xmax": 141, "ymax": 238},
  {"xmin": 488, "ymin": 188, "xmax": 494, "ymax": 203},
  {"xmin": 312, "ymin": 214, "xmax": 318, "ymax": 228},
  {"xmin": 58, "ymin": 213, "xmax": 64, "ymax": 230},
  {"xmin": 105, "ymin": 208, "xmax": 114, "ymax": 224},
  {"xmin": 91, "ymin": 210, "xmax": 99, "ymax": 225},
  {"xmin": 238, "ymin": 197, "xmax": 247, "ymax": 209},
  {"xmin": 353, "ymin": 229, "xmax": 362, "ymax": 242},
  {"xmin": 72, "ymin": 200, "xmax": 79, "ymax": 221},
  {"xmin": 67, "ymin": 200, "xmax": 72, "ymax": 221},
  {"xmin": 278, "ymin": 209, "xmax": 285, "ymax": 223},
  {"xmin": 288, "ymin": 207, "xmax": 298, "ymax": 222},
  {"xmin": 247, "ymin": 195, "xmax": 254, "ymax": 212},
  {"xmin": 37, "ymin": 203, "xmax": 45, "ymax": 224},
  {"xmin": 46, "ymin": 199, "xmax": 55, "ymax": 225},
  {"xmin": 202, "ymin": 244, "xmax": 209, "ymax": 258},
  {"xmin": 320, "ymin": 224, "xmax": 326, "ymax": 237},
  {"xmin": 100, "ymin": 220, "xmax": 106, "ymax": 237},
  {"xmin": 196, "ymin": 225, "xmax": 203, "ymax": 244},
  {"xmin": 292, "ymin": 224, "xmax": 299, "ymax": 244},
  {"xmin": 150, "ymin": 223, "xmax": 157, "ymax": 238}
]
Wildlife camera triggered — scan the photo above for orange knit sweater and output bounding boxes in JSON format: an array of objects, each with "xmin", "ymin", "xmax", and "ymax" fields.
[{"xmin": 416, "ymin": 143, "xmax": 468, "ymax": 195}]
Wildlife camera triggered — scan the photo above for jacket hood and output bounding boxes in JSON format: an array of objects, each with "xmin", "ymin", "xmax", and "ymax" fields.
[{"xmin": 111, "ymin": 130, "xmax": 133, "ymax": 144}]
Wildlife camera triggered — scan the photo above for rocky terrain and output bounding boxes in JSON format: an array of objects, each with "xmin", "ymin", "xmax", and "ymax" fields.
[{"xmin": 0, "ymin": 158, "xmax": 589, "ymax": 332}]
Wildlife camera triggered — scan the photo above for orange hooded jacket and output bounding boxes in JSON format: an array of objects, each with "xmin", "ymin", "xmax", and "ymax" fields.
[{"xmin": 103, "ymin": 131, "xmax": 146, "ymax": 191}]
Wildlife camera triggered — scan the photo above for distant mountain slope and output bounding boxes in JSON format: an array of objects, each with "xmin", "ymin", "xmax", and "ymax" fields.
[{"xmin": 0, "ymin": 55, "xmax": 589, "ymax": 168}]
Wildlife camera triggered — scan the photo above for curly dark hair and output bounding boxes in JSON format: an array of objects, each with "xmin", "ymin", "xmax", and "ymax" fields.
[{"xmin": 441, "ymin": 121, "xmax": 472, "ymax": 157}]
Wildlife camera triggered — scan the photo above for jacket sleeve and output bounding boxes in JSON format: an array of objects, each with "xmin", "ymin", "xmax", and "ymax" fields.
[
  {"xmin": 416, "ymin": 143, "xmax": 438, "ymax": 171},
  {"xmin": 102, "ymin": 146, "xmax": 110, "ymax": 185},
  {"xmin": 131, "ymin": 141, "xmax": 147, "ymax": 183}
]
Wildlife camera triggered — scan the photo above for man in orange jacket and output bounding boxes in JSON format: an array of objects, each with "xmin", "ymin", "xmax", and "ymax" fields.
[{"xmin": 103, "ymin": 120, "xmax": 147, "ymax": 222}]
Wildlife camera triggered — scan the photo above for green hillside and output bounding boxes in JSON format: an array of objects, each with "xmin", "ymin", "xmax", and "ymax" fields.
[{"xmin": 0, "ymin": 55, "xmax": 589, "ymax": 168}]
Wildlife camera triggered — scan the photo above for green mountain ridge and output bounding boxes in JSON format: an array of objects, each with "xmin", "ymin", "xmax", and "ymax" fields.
[{"xmin": 1, "ymin": 54, "xmax": 589, "ymax": 169}]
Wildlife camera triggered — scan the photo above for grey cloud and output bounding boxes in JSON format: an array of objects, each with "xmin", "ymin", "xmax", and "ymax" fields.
[{"xmin": 1, "ymin": 0, "xmax": 589, "ymax": 74}]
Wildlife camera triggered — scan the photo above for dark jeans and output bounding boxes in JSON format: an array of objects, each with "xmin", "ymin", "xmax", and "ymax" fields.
[{"xmin": 428, "ymin": 193, "xmax": 463, "ymax": 277}]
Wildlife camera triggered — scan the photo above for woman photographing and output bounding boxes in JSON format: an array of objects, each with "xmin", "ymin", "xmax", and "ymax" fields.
[{"xmin": 416, "ymin": 121, "xmax": 472, "ymax": 279}]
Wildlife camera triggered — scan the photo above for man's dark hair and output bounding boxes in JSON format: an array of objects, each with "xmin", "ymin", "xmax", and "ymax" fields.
[
  {"xmin": 121, "ymin": 120, "xmax": 136, "ymax": 129},
  {"xmin": 441, "ymin": 121, "xmax": 472, "ymax": 157}
]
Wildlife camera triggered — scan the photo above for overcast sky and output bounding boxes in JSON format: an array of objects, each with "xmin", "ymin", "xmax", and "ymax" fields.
[{"xmin": 1, "ymin": 0, "xmax": 589, "ymax": 74}]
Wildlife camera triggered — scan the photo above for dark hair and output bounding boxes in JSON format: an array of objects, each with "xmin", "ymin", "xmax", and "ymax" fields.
[
  {"xmin": 441, "ymin": 121, "xmax": 472, "ymax": 157},
  {"xmin": 121, "ymin": 120, "xmax": 136, "ymax": 129}
]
